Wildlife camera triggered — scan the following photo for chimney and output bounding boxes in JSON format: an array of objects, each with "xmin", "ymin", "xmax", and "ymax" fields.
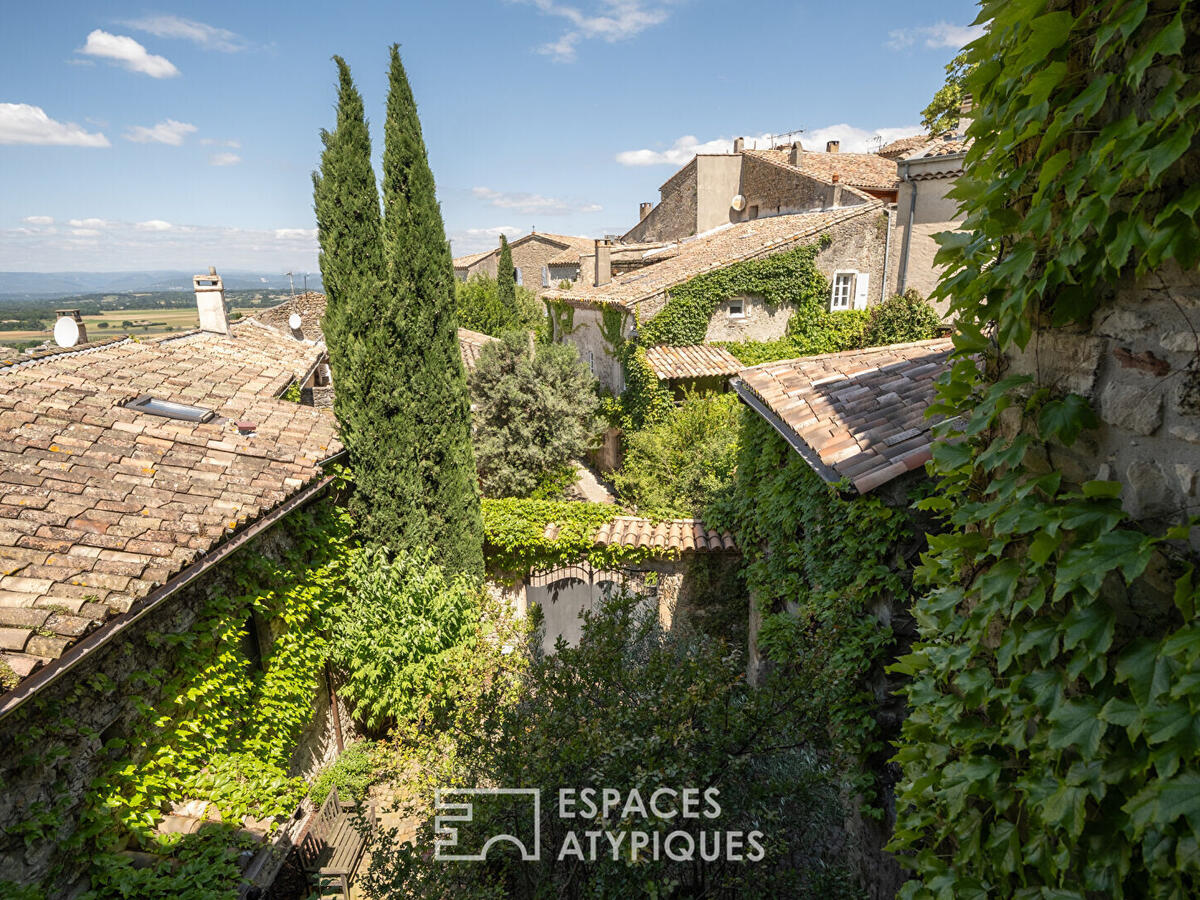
[
  {"xmin": 789, "ymin": 141, "xmax": 803, "ymax": 167},
  {"xmin": 55, "ymin": 309, "xmax": 87, "ymax": 344},
  {"xmin": 826, "ymin": 140, "xmax": 840, "ymax": 153},
  {"xmin": 957, "ymin": 95, "xmax": 974, "ymax": 135},
  {"xmin": 193, "ymin": 266, "xmax": 230, "ymax": 335},
  {"xmin": 733, "ymin": 136, "xmax": 745, "ymax": 153},
  {"xmin": 639, "ymin": 202, "xmax": 653, "ymax": 221},
  {"xmin": 593, "ymin": 239, "xmax": 612, "ymax": 287},
  {"xmin": 831, "ymin": 176, "xmax": 843, "ymax": 209}
]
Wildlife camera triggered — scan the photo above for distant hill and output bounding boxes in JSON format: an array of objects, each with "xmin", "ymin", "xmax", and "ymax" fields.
[{"xmin": 0, "ymin": 271, "xmax": 322, "ymax": 301}]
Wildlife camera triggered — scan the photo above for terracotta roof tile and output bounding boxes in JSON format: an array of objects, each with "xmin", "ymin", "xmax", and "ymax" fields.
[
  {"xmin": 0, "ymin": 320, "xmax": 340, "ymax": 694},
  {"xmin": 543, "ymin": 515, "xmax": 736, "ymax": 554},
  {"xmin": 876, "ymin": 134, "xmax": 930, "ymax": 160},
  {"xmin": 544, "ymin": 205, "xmax": 881, "ymax": 311},
  {"xmin": 644, "ymin": 345, "xmax": 742, "ymax": 380},
  {"xmin": 745, "ymin": 148, "xmax": 899, "ymax": 191},
  {"xmin": 734, "ymin": 339, "xmax": 956, "ymax": 494}
]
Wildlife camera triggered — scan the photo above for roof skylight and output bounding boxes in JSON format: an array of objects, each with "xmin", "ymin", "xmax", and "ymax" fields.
[{"xmin": 124, "ymin": 395, "xmax": 215, "ymax": 423}]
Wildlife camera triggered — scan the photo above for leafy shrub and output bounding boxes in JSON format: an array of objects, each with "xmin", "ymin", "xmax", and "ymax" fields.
[
  {"xmin": 860, "ymin": 290, "xmax": 942, "ymax": 347},
  {"xmin": 455, "ymin": 274, "xmax": 545, "ymax": 340},
  {"xmin": 470, "ymin": 332, "xmax": 600, "ymax": 498},
  {"xmin": 364, "ymin": 593, "xmax": 859, "ymax": 899},
  {"xmin": 330, "ymin": 547, "xmax": 483, "ymax": 731},
  {"xmin": 611, "ymin": 390, "xmax": 741, "ymax": 518},
  {"xmin": 311, "ymin": 742, "xmax": 377, "ymax": 806},
  {"xmin": 785, "ymin": 306, "xmax": 870, "ymax": 354}
]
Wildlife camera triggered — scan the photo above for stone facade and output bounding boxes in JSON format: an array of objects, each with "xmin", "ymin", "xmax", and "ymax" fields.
[
  {"xmin": 0, "ymin": 503, "xmax": 349, "ymax": 894},
  {"xmin": 888, "ymin": 151, "xmax": 967, "ymax": 311},
  {"xmin": 455, "ymin": 232, "xmax": 593, "ymax": 293},
  {"xmin": 551, "ymin": 305, "xmax": 633, "ymax": 393},
  {"xmin": 703, "ymin": 295, "xmax": 793, "ymax": 342},
  {"xmin": 623, "ymin": 159, "xmax": 699, "ymax": 243},
  {"xmin": 1003, "ymin": 262, "xmax": 1200, "ymax": 551}
]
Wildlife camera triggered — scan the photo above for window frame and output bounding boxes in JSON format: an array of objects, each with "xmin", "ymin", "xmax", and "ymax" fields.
[
  {"xmin": 727, "ymin": 299, "xmax": 746, "ymax": 319},
  {"xmin": 830, "ymin": 271, "xmax": 855, "ymax": 311}
]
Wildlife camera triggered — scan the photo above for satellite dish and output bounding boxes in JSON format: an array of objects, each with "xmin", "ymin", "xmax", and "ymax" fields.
[
  {"xmin": 288, "ymin": 313, "xmax": 302, "ymax": 330},
  {"xmin": 53, "ymin": 317, "xmax": 80, "ymax": 348},
  {"xmin": 731, "ymin": 194, "xmax": 747, "ymax": 212}
]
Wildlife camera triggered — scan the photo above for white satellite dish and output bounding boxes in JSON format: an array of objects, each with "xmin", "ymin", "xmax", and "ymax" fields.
[
  {"xmin": 53, "ymin": 317, "xmax": 80, "ymax": 348},
  {"xmin": 288, "ymin": 313, "xmax": 302, "ymax": 330},
  {"xmin": 731, "ymin": 194, "xmax": 747, "ymax": 212}
]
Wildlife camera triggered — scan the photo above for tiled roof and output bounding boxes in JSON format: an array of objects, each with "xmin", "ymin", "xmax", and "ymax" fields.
[
  {"xmin": 917, "ymin": 138, "xmax": 971, "ymax": 158},
  {"xmin": 543, "ymin": 516, "xmax": 736, "ymax": 553},
  {"xmin": 543, "ymin": 205, "xmax": 880, "ymax": 310},
  {"xmin": 746, "ymin": 148, "xmax": 899, "ymax": 191},
  {"xmin": 733, "ymin": 338, "xmax": 955, "ymax": 494},
  {"xmin": 457, "ymin": 328, "xmax": 498, "ymax": 370},
  {"xmin": 644, "ymin": 344, "xmax": 742, "ymax": 380},
  {"xmin": 453, "ymin": 249, "xmax": 494, "ymax": 269},
  {"xmin": 876, "ymin": 134, "xmax": 930, "ymax": 160},
  {"xmin": 0, "ymin": 321, "xmax": 340, "ymax": 693},
  {"xmin": 547, "ymin": 249, "xmax": 584, "ymax": 267}
]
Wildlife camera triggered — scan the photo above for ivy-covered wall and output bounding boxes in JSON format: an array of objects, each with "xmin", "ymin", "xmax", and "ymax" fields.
[
  {"xmin": 0, "ymin": 498, "xmax": 351, "ymax": 897},
  {"xmin": 711, "ymin": 410, "xmax": 939, "ymax": 896}
]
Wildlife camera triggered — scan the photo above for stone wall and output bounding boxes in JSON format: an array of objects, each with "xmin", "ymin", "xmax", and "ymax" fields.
[
  {"xmin": 0, "ymin": 506, "xmax": 346, "ymax": 893},
  {"xmin": 556, "ymin": 305, "xmax": 632, "ymax": 393},
  {"xmin": 704, "ymin": 295, "xmax": 793, "ymax": 342},
  {"xmin": 623, "ymin": 159, "xmax": 698, "ymax": 242},
  {"xmin": 738, "ymin": 153, "xmax": 839, "ymax": 220},
  {"xmin": 1004, "ymin": 261, "xmax": 1200, "ymax": 551},
  {"xmin": 889, "ymin": 159, "xmax": 965, "ymax": 310},
  {"xmin": 694, "ymin": 155, "xmax": 745, "ymax": 234}
]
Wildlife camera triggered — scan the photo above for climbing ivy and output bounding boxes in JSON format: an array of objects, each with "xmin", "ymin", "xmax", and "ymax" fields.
[
  {"xmin": 709, "ymin": 412, "xmax": 926, "ymax": 806},
  {"xmin": 598, "ymin": 305, "xmax": 627, "ymax": 357},
  {"xmin": 637, "ymin": 239, "xmax": 832, "ymax": 347},
  {"xmin": 1, "ymin": 500, "xmax": 354, "ymax": 900},
  {"xmin": 545, "ymin": 299, "xmax": 577, "ymax": 339},
  {"xmin": 890, "ymin": 2, "xmax": 1200, "ymax": 896},
  {"xmin": 481, "ymin": 498, "xmax": 674, "ymax": 574}
]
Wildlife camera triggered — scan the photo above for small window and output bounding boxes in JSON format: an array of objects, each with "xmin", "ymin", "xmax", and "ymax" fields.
[
  {"xmin": 541, "ymin": 266, "xmax": 550, "ymax": 288},
  {"xmin": 727, "ymin": 299, "xmax": 745, "ymax": 319},
  {"xmin": 831, "ymin": 273, "xmax": 854, "ymax": 311},
  {"xmin": 514, "ymin": 267, "xmax": 523, "ymax": 286},
  {"xmin": 125, "ymin": 394, "xmax": 215, "ymax": 423}
]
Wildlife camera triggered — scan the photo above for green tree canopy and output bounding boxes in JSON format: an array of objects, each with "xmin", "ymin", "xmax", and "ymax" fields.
[
  {"xmin": 496, "ymin": 233, "xmax": 516, "ymax": 311},
  {"xmin": 455, "ymin": 274, "xmax": 545, "ymax": 339},
  {"xmin": 469, "ymin": 331, "xmax": 600, "ymax": 498},
  {"xmin": 920, "ymin": 51, "xmax": 973, "ymax": 134}
]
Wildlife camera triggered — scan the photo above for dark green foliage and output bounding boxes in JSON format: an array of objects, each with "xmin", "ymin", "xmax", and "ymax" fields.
[
  {"xmin": 496, "ymin": 233, "xmax": 515, "ymax": 311},
  {"xmin": 611, "ymin": 390, "xmax": 741, "ymax": 518},
  {"xmin": 709, "ymin": 411, "xmax": 919, "ymax": 797},
  {"xmin": 891, "ymin": 2, "xmax": 1200, "ymax": 896},
  {"xmin": 454, "ymin": 273, "xmax": 544, "ymax": 338},
  {"xmin": 364, "ymin": 594, "xmax": 859, "ymax": 899},
  {"xmin": 470, "ymin": 332, "xmax": 600, "ymax": 498},
  {"xmin": 330, "ymin": 547, "xmax": 482, "ymax": 731},
  {"xmin": 920, "ymin": 51, "xmax": 974, "ymax": 134},
  {"xmin": 860, "ymin": 290, "xmax": 942, "ymax": 347},
  {"xmin": 315, "ymin": 48, "xmax": 483, "ymax": 574}
]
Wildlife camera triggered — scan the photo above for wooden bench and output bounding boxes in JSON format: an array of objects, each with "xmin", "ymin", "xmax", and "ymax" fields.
[{"xmin": 298, "ymin": 785, "xmax": 376, "ymax": 897}]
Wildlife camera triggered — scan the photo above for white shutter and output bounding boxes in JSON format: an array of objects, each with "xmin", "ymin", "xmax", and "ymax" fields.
[{"xmin": 853, "ymin": 272, "xmax": 870, "ymax": 310}]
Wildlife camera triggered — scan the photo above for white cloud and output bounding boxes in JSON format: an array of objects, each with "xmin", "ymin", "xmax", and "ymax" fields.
[
  {"xmin": 473, "ymin": 186, "xmax": 601, "ymax": 216},
  {"xmin": 0, "ymin": 103, "xmax": 110, "ymax": 147},
  {"xmin": 121, "ymin": 15, "xmax": 250, "ymax": 52},
  {"xmin": 448, "ymin": 225, "xmax": 522, "ymax": 256},
  {"xmin": 136, "ymin": 220, "xmax": 173, "ymax": 231},
  {"xmin": 886, "ymin": 22, "xmax": 986, "ymax": 50},
  {"xmin": 124, "ymin": 119, "xmax": 197, "ymax": 146},
  {"xmin": 23, "ymin": 216, "xmax": 54, "ymax": 226},
  {"xmin": 209, "ymin": 152, "xmax": 241, "ymax": 166},
  {"xmin": 200, "ymin": 138, "xmax": 241, "ymax": 148},
  {"xmin": 616, "ymin": 124, "xmax": 923, "ymax": 166},
  {"xmin": 78, "ymin": 29, "xmax": 179, "ymax": 78},
  {"xmin": 515, "ymin": 0, "xmax": 675, "ymax": 62},
  {"xmin": 274, "ymin": 228, "xmax": 317, "ymax": 240},
  {"xmin": 68, "ymin": 218, "xmax": 110, "ymax": 228},
  {"xmin": 71, "ymin": 228, "xmax": 102, "ymax": 237}
]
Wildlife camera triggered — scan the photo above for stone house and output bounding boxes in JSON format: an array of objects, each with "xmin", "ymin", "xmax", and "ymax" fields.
[
  {"xmin": 542, "ymin": 204, "xmax": 891, "ymax": 392},
  {"xmin": 0, "ymin": 273, "xmax": 350, "ymax": 893},
  {"xmin": 622, "ymin": 137, "xmax": 899, "ymax": 245},
  {"xmin": 453, "ymin": 230, "xmax": 595, "ymax": 292}
]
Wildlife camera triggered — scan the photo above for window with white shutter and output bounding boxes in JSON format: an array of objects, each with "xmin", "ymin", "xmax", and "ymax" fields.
[{"xmin": 831, "ymin": 272, "xmax": 854, "ymax": 311}]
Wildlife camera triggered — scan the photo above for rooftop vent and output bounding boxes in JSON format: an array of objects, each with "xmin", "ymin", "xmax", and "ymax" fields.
[
  {"xmin": 193, "ymin": 266, "xmax": 230, "ymax": 335},
  {"xmin": 125, "ymin": 394, "xmax": 215, "ymax": 423}
]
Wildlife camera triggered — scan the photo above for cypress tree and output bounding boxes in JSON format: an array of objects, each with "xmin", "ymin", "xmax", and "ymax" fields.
[
  {"xmin": 312, "ymin": 57, "xmax": 384, "ymax": 470},
  {"xmin": 378, "ymin": 44, "xmax": 484, "ymax": 575},
  {"xmin": 314, "ymin": 50, "xmax": 484, "ymax": 576},
  {"xmin": 496, "ymin": 234, "xmax": 516, "ymax": 312}
]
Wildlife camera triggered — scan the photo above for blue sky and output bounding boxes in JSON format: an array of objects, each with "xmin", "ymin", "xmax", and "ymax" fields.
[{"xmin": 0, "ymin": 1, "xmax": 981, "ymax": 272}]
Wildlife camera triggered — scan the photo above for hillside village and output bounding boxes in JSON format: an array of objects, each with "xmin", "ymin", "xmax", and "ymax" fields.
[{"xmin": 3, "ymin": 5, "xmax": 1200, "ymax": 900}]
